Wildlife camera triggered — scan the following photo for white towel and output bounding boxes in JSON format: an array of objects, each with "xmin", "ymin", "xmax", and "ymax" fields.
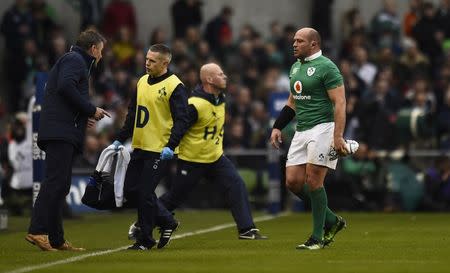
[
  {"xmin": 95, "ymin": 145, "xmax": 130, "ymax": 207},
  {"xmin": 113, "ymin": 145, "xmax": 130, "ymax": 207}
]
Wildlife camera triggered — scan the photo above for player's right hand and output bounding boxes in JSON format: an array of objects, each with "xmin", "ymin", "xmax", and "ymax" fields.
[
  {"xmin": 94, "ymin": 107, "xmax": 111, "ymax": 121},
  {"xmin": 270, "ymin": 129, "xmax": 283, "ymax": 149},
  {"xmin": 160, "ymin": 147, "xmax": 174, "ymax": 160},
  {"xmin": 87, "ymin": 118, "xmax": 96, "ymax": 128},
  {"xmin": 112, "ymin": 140, "xmax": 122, "ymax": 151}
]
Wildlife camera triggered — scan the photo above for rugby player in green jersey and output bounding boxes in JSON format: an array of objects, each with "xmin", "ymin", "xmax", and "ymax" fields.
[{"xmin": 270, "ymin": 27, "xmax": 347, "ymax": 250}]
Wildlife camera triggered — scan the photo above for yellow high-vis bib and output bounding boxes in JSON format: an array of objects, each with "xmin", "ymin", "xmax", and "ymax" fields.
[
  {"xmin": 131, "ymin": 74, "xmax": 182, "ymax": 153},
  {"xmin": 178, "ymin": 97, "xmax": 225, "ymax": 163}
]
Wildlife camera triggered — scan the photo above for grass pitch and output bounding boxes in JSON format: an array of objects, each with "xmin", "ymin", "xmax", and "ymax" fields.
[{"xmin": 1, "ymin": 211, "xmax": 449, "ymax": 273}]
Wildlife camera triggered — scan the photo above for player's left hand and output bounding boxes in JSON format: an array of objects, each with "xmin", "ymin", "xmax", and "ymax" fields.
[
  {"xmin": 160, "ymin": 147, "xmax": 174, "ymax": 160},
  {"xmin": 334, "ymin": 137, "xmax": 348, "ymax": 156},
  {"xmin": 87, "ymin": 118, "xmax": 96, "ymax": 128}
]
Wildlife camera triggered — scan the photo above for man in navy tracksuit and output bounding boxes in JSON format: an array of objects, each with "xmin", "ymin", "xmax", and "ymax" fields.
[{"xmin": 26, "ymin": 30, "xmax": 110, "ymax": 251}]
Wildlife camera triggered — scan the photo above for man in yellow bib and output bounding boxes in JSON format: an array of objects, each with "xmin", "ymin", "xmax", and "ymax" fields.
[
  {"xmin": 129, "ymin": 63, "xmax": 267, "ymax": 240},
  {"xmin": 113, "ymin": 44, "xmax": 189, "ymax": 250}
]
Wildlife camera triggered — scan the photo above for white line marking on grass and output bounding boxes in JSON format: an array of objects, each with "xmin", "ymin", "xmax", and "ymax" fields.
[
  {"xmin": 5, "ymin": 213, "xmax": 288, "ymax": 273},
  {"xmin": 326, "ymin": 260, "xmax": 441, "ymax": 264}
]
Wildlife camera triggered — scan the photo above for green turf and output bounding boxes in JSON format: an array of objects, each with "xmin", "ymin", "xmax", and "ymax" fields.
[{"xmin": 1, "ymin": 211, "xmax": 450, "ymax": 273}]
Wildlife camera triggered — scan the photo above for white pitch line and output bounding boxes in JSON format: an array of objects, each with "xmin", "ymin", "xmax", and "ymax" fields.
[{"xmin": 4, "ymin": 213, "xmax": 288, "ymax": 273}]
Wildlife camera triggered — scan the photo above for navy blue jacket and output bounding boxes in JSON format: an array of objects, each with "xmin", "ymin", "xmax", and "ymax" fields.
[{"xmin": 37, "ymin": 46, "xmax": 97, "ymax": 153}]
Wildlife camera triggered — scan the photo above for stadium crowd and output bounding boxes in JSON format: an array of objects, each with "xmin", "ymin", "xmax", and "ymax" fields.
[{"xmin": 0, "ymin": 0, "xmax": 450, "ymax": 214}]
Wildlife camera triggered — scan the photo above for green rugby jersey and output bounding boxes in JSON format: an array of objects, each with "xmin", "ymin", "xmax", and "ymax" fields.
[{"xmin": 289, "ymin": 51, "xmax": 343, "ymax": 131}]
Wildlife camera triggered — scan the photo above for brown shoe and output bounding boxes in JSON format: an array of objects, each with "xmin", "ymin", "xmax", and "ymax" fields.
[
  {"xmin": 25, "ymin": 234, "xmax": 58, "ymax": 251},
  {"xmin": 55, "ymin": 241, "xmax": 85, "ymax": 251}
]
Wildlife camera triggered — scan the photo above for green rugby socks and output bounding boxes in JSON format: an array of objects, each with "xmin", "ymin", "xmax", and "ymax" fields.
[
  {"xmin": 295, "ymin": 184, "xmax": 337, "ymax": 228},
  {"xmin": 310, "ymin": 187, "xmax": 327, "ymax": 241}
]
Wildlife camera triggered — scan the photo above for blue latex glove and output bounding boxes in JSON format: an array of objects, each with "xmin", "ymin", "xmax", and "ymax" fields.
[
  {"xmin": 160, "ymin": 147, "xmax": 174, "ymax": 160},
  {"xmin": 112, "ymin": 140, "xmax": 122, "ymax": 151}
]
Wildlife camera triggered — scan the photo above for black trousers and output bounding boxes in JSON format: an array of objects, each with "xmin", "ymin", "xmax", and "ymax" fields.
[
  {"xmin": 123, "ymin": 150, "xmax": 175, "ymax": 246},
  {"xmin": 28, "ymin": 141, "xmax": 75, "ymax": 247},
  {"xmin": 159, "ymin": 155, "xmax": 255, "ymax": 232}
]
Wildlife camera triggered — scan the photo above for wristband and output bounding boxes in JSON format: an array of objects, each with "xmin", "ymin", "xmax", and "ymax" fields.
[{"xmin": 273, "ymin": 106, "xmax": 295, "ymax": 130}]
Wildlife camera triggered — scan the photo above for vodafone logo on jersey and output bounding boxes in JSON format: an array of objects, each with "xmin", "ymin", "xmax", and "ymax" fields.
[{"xmin": 294, "ymin": 80, "xmax": 302, "ymax": 94}]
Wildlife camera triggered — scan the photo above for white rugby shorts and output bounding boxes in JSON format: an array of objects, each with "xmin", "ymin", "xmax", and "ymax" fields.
[{"xmin": 286, "ymin": 122, "xmax": 338, "ymax": 170}]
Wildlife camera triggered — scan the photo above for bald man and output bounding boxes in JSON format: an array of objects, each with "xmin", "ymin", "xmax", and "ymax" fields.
[
  {"xmin": 130, "ymin": 63, "xmax": 267, "ymax": 241},
  {"xmin": 270, "ymin": 27, "xmax": 347, "ymax": 250}
]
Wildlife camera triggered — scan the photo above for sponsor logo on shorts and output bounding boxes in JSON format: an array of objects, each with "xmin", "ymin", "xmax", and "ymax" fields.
[
  {"xmin": 328, "ymin": 146, "xmax": 338, "ymax": 161},
  {"xmin": 318, "ymin": 153, "xmax": 325, "ymax": 162}
]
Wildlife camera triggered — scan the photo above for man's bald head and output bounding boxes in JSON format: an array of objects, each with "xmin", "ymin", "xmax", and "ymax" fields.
[
  {"xmin": 200, "ymin": 63, "xmax": 221, "ymax": 82},
  {"xmin": 297, "ymin": 27, "xmax": 321, "ymax": 48},
  {"xmin": 200, "ymin": 63, "xmax": 227, "ymax": 94},
  {"xmin": 293, "ymin": 27, "xmax": 322, "ymax": 59}
]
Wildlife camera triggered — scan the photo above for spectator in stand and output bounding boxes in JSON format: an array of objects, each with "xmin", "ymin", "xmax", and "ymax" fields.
[
  {"xmin": 344, "ymin": 95, "xmax": 363, "ymax": 141},
  {"xmin": 422, "ymin": 156, "xmax": 450, "ymax": 210},
  {"xmin": 228, "ymin": 86, "xmax": 252, "ymax": 119},
  {"xmin": 437, "ymin": 85, "xmax": 450, "ymax": 148},
  {"xmin": 21, "ymin": 38, "xmax": 42, "ymax": 108},
  {"xmin": 0, "ymin": 124, "xmax": 12, "ymax": 209},
  {"xmin": 111, "ymin": 26, "xmax": 136, "ymax": 67},
  {"xmin": 311, "ymin": 0, "xmax": 334, "ymax": 44},
  {"xmin": 436, "ymin": 0, "xmax": 450, "ymax": 39},
  {"xmin": 224, "ymin": 117, "xmax": 248, "ymax": 149},
  {"xmin": 129, "ymin": 49, "xmax": 146, "ymax": 78},
  {"xmin": 352, "ymin": 46, "xmax": 377, "ymax": 87},
  {"xmin": 0, "ymin": 0, "xmax": 33, "ymax": 54},
  {"xmin": 340, "ymin": 30, "xmax": 369, "ymax": 60},
  {"xmin": 403, "ymin": 0, "xmax": 422, "ymax": 37},
  {"xmin": 404, "ymin": 78, "xmax": 436, "ymax": 113},
  {"xmin": 339, "ymin": 58, "xmax": 366, "ymax": 98},
  {"xmin": 268, "ymin": 21, "xmax": 283, "ymax": 46},
  {"xmin": 79, "ymin": 0, "xmax": 103, "ymax": 31},
  {"xmin": 370, "ymin": 0, "xmax": 401, "ymax": 51},
  {"xmin": 412, "ymin": 2, "xmax": 444, "ymax": 68},
  {"xmin": 204, "ymin": 6, "xmax": 233, "ymax": 57},
  {"xmin": 29, "ymin": 0, "xmax": 56, "ymax": 51},
  {"xmin": 48, "ymin": 32, "xmax": 68, "ymax": 66},
  {"xmin": 5, "ymin": 112, "xmax": 33, "ymax": 215},
  {"xmin": 171, "ymin": 0, "xmax": 203, "ymax": 39},
  {"xmin": 265, "ymin": 42, "xmax": 284, "ymax": 67},
  {"xmin": 195, "ymin": 40, "xmax": 213, "ymax": 67},
  {"xmin": 375, "ymin": 45, "xmax": 396, "ymax": 70},
  {"xmin": 436, "ymin": 62, "xmax": 450, "ymax": 100},
  {"xmin": 360, "ymin": 78, "xmax": 401, "ymax": 149},
  {"xmin": 341, "ymin": 8, "xmax": 366, "ymax": 41},
  {"xmin": 339, "ymin": 142, "xmax": 378, "ymax": 210},
  {"xmin": 73, "ymin": 133, "xmax": 101, "ymax": 168},
  {"xmin": 102, "ymin": 0, "xmax": 136, "ymax": 40},
  {"xmin": 185, "ymin": 26, "xmax": 202, "ymax": 58},
  {"xmin": 247, "ymin": 101, "xmax": 269, "ymax": 149},
  {"xmin": 228, "ymin": 40, "xmax": 256, "ymax": 75},
  {"xmin": 182, "ymin": 65, "xmax": 200, "ymax": 93},
  {"xmin": 111, "ymin": 68, "xmax": 132, "ymax": 100},
  {"xmin": 0, "ymin": 0, "xmax": 34, "ymax": 113},
  {"xmin": 396, "ymin": 37, "xmax": 430, "ymax": 84},
  {"xmin": 149, "ymin": 26, "xmax": 168, "ymax": 46},
  {"xmin": 278, "ymin": 24, "xmax": 296, "ymax": 72}
]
